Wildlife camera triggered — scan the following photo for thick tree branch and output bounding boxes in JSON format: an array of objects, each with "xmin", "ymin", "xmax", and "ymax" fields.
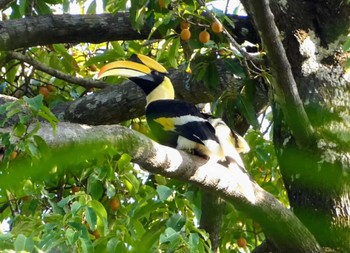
[
  {"xmin": 242, "ymin": 0, "xmax": 314, "ymax": 147},
  {"xmin": 0, "ymin": 122, "xmax": 322, "ymax": 252},
  {"xmin": 7, "ymin": 51, "xmax": 109, "ymax": 89},
  {"xmin": 0, "ymin": 13, "xmax": 156, "ymax": 50},
  {"xmin": 0, "ymin": 13, "xmax": 258, "ymax": 51}
]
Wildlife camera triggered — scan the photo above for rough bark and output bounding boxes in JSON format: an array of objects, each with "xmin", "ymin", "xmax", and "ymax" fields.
[
  {"xmin": 0, "ymin": 13, "xmax": 155, "ymax": 50},
  {"xmin": 0, "ymin": 122, "xmax": 322, "ymax": 253},
  {"xmin": 0, "ymin": 13, "xmax": 257, "ymax": 51},
  {"xmin": 242, "ymin": 0, "xmax": 350, "ymax": 250}
]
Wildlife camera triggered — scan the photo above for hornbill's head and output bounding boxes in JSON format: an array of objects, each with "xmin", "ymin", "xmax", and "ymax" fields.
[{"xmin": 98, "ymin": 54, "xmax": 174, "ymax": 105}]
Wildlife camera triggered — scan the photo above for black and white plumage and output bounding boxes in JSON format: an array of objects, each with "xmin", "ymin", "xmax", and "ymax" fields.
[{"xmin": 98, "ymin": 54, "xmax": 249, "ymax": 167}]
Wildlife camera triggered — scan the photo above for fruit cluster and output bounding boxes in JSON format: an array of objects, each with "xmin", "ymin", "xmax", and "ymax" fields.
[{"xmin": 180, "ymin": 20, "xmax": 223, "ymax": 43}]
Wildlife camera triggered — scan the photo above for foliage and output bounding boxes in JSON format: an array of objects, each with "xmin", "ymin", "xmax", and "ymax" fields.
[{"xmin": 0, "ymin": 0, "xmax": 287, "ymax": 252}]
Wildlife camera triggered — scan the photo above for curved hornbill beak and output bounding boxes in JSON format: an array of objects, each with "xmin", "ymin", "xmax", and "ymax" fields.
[{"xmin": 98, "ymin": 54, "xmax": 168, "ymax": 79}]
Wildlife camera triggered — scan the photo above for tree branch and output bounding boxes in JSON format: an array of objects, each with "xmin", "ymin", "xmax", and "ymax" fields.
[
  {"xmin": 0, "ymin": 13, "xmax": 258, "ymax": 51},
  {"xmin": 242, "ymin": 0, "xmax": 314, "ymax": 147},
  {"xmin": 7, "ymin": 51, "xmax": 109, "ymax": 89},
  {"xmin": 0, "ymin": 122, "xmax": 322, "ymax": 252},
  {"xmin": 0, "ymin": 13, "xmax": 156, "ymax": 50}
]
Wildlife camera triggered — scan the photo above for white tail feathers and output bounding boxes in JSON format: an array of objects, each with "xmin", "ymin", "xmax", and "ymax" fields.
[{"xmin": 208, "ymin": 118, "xmax": 250, "ymax": 170}]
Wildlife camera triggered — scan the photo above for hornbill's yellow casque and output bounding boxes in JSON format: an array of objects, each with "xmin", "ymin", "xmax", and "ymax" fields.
[{"xmin": 98, "ymin": 54, "xmax": 249, "ymax": 169}]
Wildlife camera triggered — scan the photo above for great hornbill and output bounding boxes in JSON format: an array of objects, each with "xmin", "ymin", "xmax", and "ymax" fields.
[{"xmin": 98, "ymin": 54, "xmax": 249, "ymax": 169}]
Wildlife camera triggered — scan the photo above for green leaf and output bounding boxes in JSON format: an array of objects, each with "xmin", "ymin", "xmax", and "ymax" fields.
[
  {"xmin": 105, "ymin": 181, "xmax": 116, "ymax": 198},
  {"xmin": 87, "ymin": 0, "xmax": 96, "ymax": 14},
  {"xmin": 71, "ymin": 201, "xmax": 83, "ymax": 215},
  {"xmin": 235, "ymin": 94, "xmax": 259, "ymax": 129},
  {"xmin": 206, "ymin": 62, "xmax": 219, "ymax": 89},
  {"xmin": 14, "ymin": 234, "xmax": 34, "ymax": 252},
  {"xmin": 24, "ymin": 95, "xmax": 44, "ymax": 112},
  {"xmin": 37, "ymin": 105, "xmax": 58, "ymax": 133},
  {"xmin": 65, "ymin": 227, "xmax": 79, "ymax": 245},
  {"xmin": 189, "ymin": 233, "xmax": 200, "ymax": 251},
  {"xmin": 25, "ymin": 121, "xmax": 41, "ymax": 139},
  {"xmin": 14, "ymin": 123, "xmax": 26, "ymax": 137},
  {"xmin": 133, "ymin": 219, "xmax": 146, "ymax": 237},
  {"xmin": 132, "ymin": 221, "xmax": 166, "ymax": 253},
  {"xmin": 123, "ymin": 172, "xmax": 140, "ymax": 194},
  {"xmin": 36, "ymin": 0, "xmax": 52, "ymax": 15},
  {"xmin": 85, "ymin": 50, "xmax": 121, "ymax": 67},
  {"xmin": 107, "ymin": 238, "xmax": 120, "ymax": 252},
  {"xmin": 159, "ymin": 227, "xmax": 181, "ymax": 248},
  {"xmin": 33, "ymin": 135, "xmax": 50, "ymax": 154},
  {"xmin": 85, "ymin": 206, "xmax": 97, "ymax": 231},
  {"xmin": 68, "ymin": 222, "xmax": 90, "ymax": 237},
  {"xmin": 166, "ymin": 213, "xmax": 186, "ymax": 231},
  {"xmin": 79, "ymin": 236, "xmax": 94, "ymax": 253},
  {"xmin": 342, "ymin": 37, "xmax": 350, "ymax": 51},
  {"xmin": 224, "ymin": 58, "xmax": 246, "ymax": 78},
  {"xmin": 87, "ymin": 174, "xmax": 104, "ymax": 199},
  {"xmin": 111, "ymin": 42, "xmax": 126, "ymax": 57},
  {"xmin": 58, "ymin": 195, "xmax": 75, "ymax": 208},
  {"xmin": 117, "ymin": 153, "xmax": 132, "ymax": 172},
  {"xmin": 88, "ymin": 200, "xmax": 108, "ymax": 221},
  {"xmin": 168, "ymin": 37, "xmax": 180, "ymax": 68},
  {"xmin": 345, "ymin": 58, "xmax": 350, "ymax": 71},
  {"xmin": 156, "ymin": 185, "xmax": 173, "ymax": 201}
]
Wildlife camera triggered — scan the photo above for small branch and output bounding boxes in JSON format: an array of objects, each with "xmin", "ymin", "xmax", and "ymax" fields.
[
  {"xmin": 7, "ymin": 51, "xmax": 109, "ymax": 89},
  {"xmin": 243, "ymin": 0, "xmax": 314, "ymax": 147}
]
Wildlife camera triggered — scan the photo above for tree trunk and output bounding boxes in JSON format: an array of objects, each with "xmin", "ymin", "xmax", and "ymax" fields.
[{"xmin": 242, "ymin": 0, "xmax": 350, "ymax": 250}]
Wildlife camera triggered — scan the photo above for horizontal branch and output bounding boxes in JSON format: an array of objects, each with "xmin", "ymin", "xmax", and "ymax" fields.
[
  {"xmin": 0, "ymin": 122, "xmax": 321, "ymax": 252},
  {"xmin": 0, "ymin": 13, "xmax": 258, "ymax": 51},
  {"xmin": 0, "ymin": 13, "xmax": 156, "ymax": 50}
]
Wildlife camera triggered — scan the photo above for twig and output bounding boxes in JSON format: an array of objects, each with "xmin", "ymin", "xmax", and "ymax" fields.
[{"xmin": 7, "ymin": 51, "xmax": 109, "ymax": 89}]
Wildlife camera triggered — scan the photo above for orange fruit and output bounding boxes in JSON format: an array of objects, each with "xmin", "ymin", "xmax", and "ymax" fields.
[
  {"xmin": 21, "ymin": 195, "xmax": 31, "ymax": 202},
  {"xmin": 199, "ymin": 30, "xmax": 210, "ymax": 43},
  {"xmin": 10, "ymin": 151, "xmax": 18, "ymax": 160},
  {"xmin": 92, "ymin": 229, "xmax": 100, "ymax": 239},
  {"xmin": 211, "ymin": 21, "xmax": 223, "ymax": 33},
  {"xmin": 46, "ymin": 84, "xmax": 56, "ymax": 92},
  {"xmin": 72, "ymin": 186, "xmax": 80, "ymax": 194},
  {"xmin": 237, "ymin": 237, "xmax": 247, "ymax": 248},
  {"xmin": 159, "ymin": 0, "xmax": 165, "ymax": 8},
  {"xmin": 180, "ymin": 29, "xmax": 191, "ymax": 41},
  {"xmin": 39, "ymin": 87, "xmax": 49, "ymax": 98},
  {"xmin": 110, "ymin": 197, "xmax": 120, "ymax": 211},
  {"xmin": 180, "ymin": 20, "xmax": 190, "ymax": 30},
  {"xmin": 89, "ymin": 64, "xmax": 98, "ymax": 72}
]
